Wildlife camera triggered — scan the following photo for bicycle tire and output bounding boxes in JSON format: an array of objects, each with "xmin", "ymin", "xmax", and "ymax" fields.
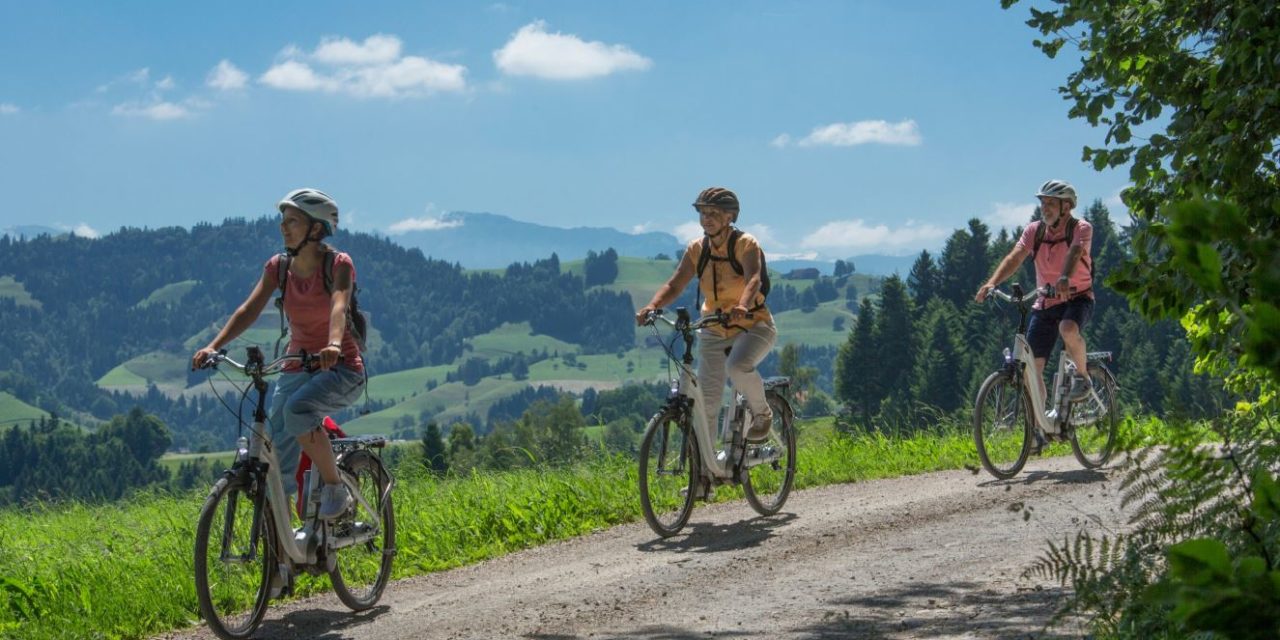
[
  {"xmin": 194, "ymin": 475, "xmax": 275, "ymax": 640},
  {"xmin": 1070, "ymin": 364, "xmax": 1118, "ymax": 469},
  {"xmin": 974, "ymin": 370, "xmax": 1032, "ymax": 479},
  {"xmin": 638, "ymin": 406, "xmax": 699, "ymax": 537},
  {"xmin": 743, "ymin": 392, "xmax": 797, "ymax": 516},
  {"xmin": 329, "ymin": 449, "xmax": 396, "ymax": 610}
]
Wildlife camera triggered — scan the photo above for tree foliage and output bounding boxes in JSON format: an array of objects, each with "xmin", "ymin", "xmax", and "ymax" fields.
[{"xmin": 1003, "ymin": 1, "xmax": 1280, "ymax": 637}]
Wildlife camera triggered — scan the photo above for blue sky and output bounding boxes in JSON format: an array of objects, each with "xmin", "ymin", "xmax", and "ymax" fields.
[{"xmin": 0, "ymin": 1, "xmax": 1129, "ymax": 259}]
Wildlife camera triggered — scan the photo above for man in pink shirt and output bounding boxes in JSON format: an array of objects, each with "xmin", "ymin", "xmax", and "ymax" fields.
[{"xmin": 975, "ymin": 180, "xmax": 1095, "ymax": 437}]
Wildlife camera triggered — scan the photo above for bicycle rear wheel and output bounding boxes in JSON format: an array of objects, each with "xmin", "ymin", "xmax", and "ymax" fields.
[
  {"xmin": 743, "ymin": 392, "xmax": 797, "ymax": 516},
  {"xmin": 329, "ymin": 449, "xmax": 396, "ymax": 610},
  {"xmin": 974, "ymin": 371, "xmax": 1033, "ymax": 479},
  {"xmin": 638, "ymin": 406, "xmax": 699, "ymax": 537},
  {"xmin": 1070, "ymin": 365, "xmax": 1118, "ymax": 469},
  {"xmin": 194, "ymin": 475, "xmax": 274, "ymax": 640}
]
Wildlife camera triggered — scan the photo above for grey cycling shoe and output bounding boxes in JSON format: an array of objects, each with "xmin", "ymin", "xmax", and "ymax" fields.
[
  {"xmin": 1069, "ymin": 374, "xmax": 1094, "ymax": 402},
  {"xmin": 318, "ymin": 483, "xmax": 353, "ymax": 521},
  {"xmin": 745, "ymin": 409, "xmax": 774, "ymax": 443}
]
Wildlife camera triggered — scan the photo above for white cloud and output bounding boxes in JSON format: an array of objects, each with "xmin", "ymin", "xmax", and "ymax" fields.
[
  {"xmin": 112, "ymin": 101, "xmax": 195, "ymax": 120},
  {"xmin": 388, "ymin": 216, "xmax": 464, "ymax": 234},
  {"xmin": 1105, "ymin": 186, "xmax": 1129, "ymax": 212},
  {"xmin": 0, "ymin": 103, "xmax": 18, "ymax": 115},
  {"xmin": 155, "ymin": 75, "xmax": 176, "ymax": 91},
  {"xmin": 314, "ymin": 34, "xmax": 402, "ymax": 66},
  {"xmin": 207, "ymin": 60, "xmax": 249, "ymax": 90},
  {"xmin": 673, "ymin": 221, "xmax": 703, "ymax": 243},
  {"xmin": 986, "ymin": 202, "xmax": 1037, "ymax": 228},
  {"xmin": 260, "ymin": 60, "xmax": 336, "ymax": 92},
  {"xmin": 261, "ymin": 34, "xmax": 467, "ymax": 97},
  {"xmin": 494, "ymin": 20, "xmax": 652, "ymax": 80},
  {"xmin": 740, "ymin": 223, "xmax": 777, "ymax": 246},
  {"xmin": 770, "ymin": 251, "xmax": 819, "ymax": 261},
  {"xmin": 630, "ymin": 222, "xmax": 653, "ymax": 234},
  {"xmin": 61, "ymin": 223, "xmax": 100, "ymax": 239},
  {"xmin": 800, "ymin": 219, "xmax": 948, "ymax": 254},
  {"xmin": 779, "ymin": 119, "xmax": 922, "ymax": 148}
]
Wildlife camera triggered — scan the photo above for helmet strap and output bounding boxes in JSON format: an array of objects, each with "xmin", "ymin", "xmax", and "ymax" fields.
[{"xmin": 285, "ymin": 221, "xmax": 323, "ymax": 257}]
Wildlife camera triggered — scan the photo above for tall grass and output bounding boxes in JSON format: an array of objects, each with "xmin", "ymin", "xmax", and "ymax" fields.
[{"xmin": 0, "ymin": 415, "xmax": 1160, "ymax": 640}]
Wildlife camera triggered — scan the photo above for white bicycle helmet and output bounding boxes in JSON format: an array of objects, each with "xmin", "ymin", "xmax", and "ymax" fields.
[
  {"xmin": 1035, "ymin": 180, "xmax": 1077, "ymax": 208},
  {"xmin": 278, "ymin": 188, "xmax": 339, "ymax": 236}
]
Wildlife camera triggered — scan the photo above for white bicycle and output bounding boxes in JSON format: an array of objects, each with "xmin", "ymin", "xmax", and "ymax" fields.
[
  {"xmin": 637, "ymin": 308, "xmax": 797, "ymax": 538},
  {"xmin": 974, "ymin": 284, "xmax": 1118, "ymax": 479},
  {"xmin": 193, "ymin": 347, "xmax": 395, "ymax": 639}
]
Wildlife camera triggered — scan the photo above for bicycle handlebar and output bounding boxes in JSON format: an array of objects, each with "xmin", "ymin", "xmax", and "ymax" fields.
[
  {"xmin": 200, "ymin": 348, "xmax": 329, "ymax": 377},
  {"xmin": 985, "ymin": 283, "xmax": 1068, "ymax": 305},
  {"xmin": 642, "ymin": 308, "xmax": 751, "ymax": 331}
]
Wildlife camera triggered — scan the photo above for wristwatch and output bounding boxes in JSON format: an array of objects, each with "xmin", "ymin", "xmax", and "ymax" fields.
[{"xmin": 327, "ymin": 341, "xmax": 342, "ymax": 349}]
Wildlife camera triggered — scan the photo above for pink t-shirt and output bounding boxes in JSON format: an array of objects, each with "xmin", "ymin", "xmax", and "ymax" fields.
[
  {"xmin": 1015, "ymin": 218, "xmax": 1094, "ymax": 310},
  {"xmin": 265, "ymin": 252, "xmax": 364, "ymax": 372}
]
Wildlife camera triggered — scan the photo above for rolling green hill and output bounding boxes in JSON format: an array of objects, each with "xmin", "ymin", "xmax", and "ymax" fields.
[
  {"xmin": 134, "ymin": 279, "xmax": 199, "ymax": 309},
  {"xmin": 0, "ymin": 391, "xmax": 49, "ymax": 428},
  {"xmin": 0, "ymin": 275, "xmax": 41, "ymax": 310}
]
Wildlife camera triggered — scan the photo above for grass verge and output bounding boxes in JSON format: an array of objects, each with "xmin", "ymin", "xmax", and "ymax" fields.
[{"xmin": 0, "ymin": 414, "xmax": 1165, "ymax": 639}]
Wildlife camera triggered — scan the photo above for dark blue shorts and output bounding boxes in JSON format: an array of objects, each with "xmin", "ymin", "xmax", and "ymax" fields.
[{"xmin": 1026, "ymin": 296, "xmax": 1094, "ymax": 359}]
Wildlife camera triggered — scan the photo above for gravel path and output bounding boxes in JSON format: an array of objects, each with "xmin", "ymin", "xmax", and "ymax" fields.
[{"xmin": 164, "ymin": 455, "xmax": 1125, "ymax": 639}]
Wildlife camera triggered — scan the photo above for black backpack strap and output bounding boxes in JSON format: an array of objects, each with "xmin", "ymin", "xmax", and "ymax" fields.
[
  {"xmin": 275, "ymin": 253, "xmax": 291, "ymax": 296},
  {"xmin": 322, "ymin": 249, "xmax": 336, "ymax": 294},
  {"xmin": 725, "ymin": 228, "xmax": 745, "ymax": 276},
  {"xmin": 696, "ymin": 236, "xmax": 713, "ymax": 280},
  {"xmin": 274, "ymin": 252, "xmax": 291, "ymax": 358}
]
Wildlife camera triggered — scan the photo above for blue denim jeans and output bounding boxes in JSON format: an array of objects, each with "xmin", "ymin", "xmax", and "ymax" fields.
[{"xmin": 267, "ymin": 365, "xmax": 364, "ymax": 496}]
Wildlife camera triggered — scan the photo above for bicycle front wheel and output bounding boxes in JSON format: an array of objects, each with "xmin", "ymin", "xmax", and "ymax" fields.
[
  {"xmin": 329, "ymin": 449, "xmax": 396, "ymax": 611},
  {"xmin": 638, "ymin": 406, "xmax": 699, "ymax": 537},
  {"xmin": 194, "ymin": 475, "xmax": 275, "ymax": 640},
  {"xmin": 743, "ymin": 392, "xmax": 797, "ymax": 516},
  {"xmin": 1070, "ymin": 364, "xmax": 1118, "ymax": 469},
  {"xmin": 974, "ymin": 371, "xmax": 1032, "ymax": 479}
]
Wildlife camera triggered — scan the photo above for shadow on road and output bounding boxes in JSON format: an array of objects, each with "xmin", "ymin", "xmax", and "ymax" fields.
[
  {"xmin": 794, "ymin": 579, "xmax": 1082, "ymax": 640},
  {"xmin": 979, "ymin": 466, "xmax": 1109, "ymax": 489},
  {"xmin": 634, "ymin": 512, "xmax": 797, "ymax": 554},
  {"xmin": 251, "ymin": 604, "xmax": 390, "ymax": 639},
  {"xmin": 526, "ymin": 628, "xmax": 750, "ymax": 640},
  {"xmin": 526, "ymin": 579, "xmax": 1081, "ymax": 640}
]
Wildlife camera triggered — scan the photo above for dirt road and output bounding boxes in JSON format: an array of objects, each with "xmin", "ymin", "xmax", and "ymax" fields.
[{"xmin": 168, "ymin": 455, "xmax": 1125, "ymax": 639}]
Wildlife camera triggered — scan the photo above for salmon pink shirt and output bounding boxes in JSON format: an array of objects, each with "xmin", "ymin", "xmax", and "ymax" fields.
[
  {"xmin": 265, "ymin": 252, "xmax": 364, "ymax": 372},
  {"xmin": 1015, "ymin": 219, "xmax": 1094, "ymax": 310}
]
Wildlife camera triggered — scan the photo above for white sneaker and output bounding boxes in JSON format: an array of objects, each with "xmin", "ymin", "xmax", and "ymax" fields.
[
  {"xmin": 318, "ymin": 483, "xmax": 353, "ymax": 521},
  {"xmin": 745, "ymin": 409, "xmax": 773, "ymax": 443}
]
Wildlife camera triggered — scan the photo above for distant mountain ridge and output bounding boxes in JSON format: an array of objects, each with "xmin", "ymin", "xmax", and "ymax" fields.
[
  {"xmin": 2, "ymin": 225, "xmax": 64, "ymax": 239},
  {"xmin": 392, "ymin": 212, "xmax": 681, "ymax": 268},
  {"xmin": 6, "ymin": 213, "xmax": 920, "ymax": 275}
]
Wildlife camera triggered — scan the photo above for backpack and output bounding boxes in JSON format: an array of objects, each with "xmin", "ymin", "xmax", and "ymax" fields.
[
  {"xmin": 695, "ymin": 228, "xmax": 771, "ymax": 312},
  {"xmin": 275, "ymin": 249, "xmax": 369, "ymax": 353},
  {"xmin": 1031, "ymin": 217, "xmax": 1094, "ymax": 281}
]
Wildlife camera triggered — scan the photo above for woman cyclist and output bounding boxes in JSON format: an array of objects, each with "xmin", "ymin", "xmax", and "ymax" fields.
[
  {"xmin": 191, "ymin": 188, "xmax": 364, "ymax": 520},
  {"xmin": 636, "ymin": 187, "xmax": 777, "ymax": 496}
]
